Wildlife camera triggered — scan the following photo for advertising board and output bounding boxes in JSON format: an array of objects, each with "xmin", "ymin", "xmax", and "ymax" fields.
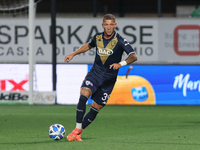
[
  {"xmin": 87, "ymin": 64, "xmax": 200, "ymax": 105},
  {"xmin": 1, "ymin": 18, "xmax": 200, "ymax": 64},
  {"xmin": 0, "ymin": 64, "xmax": 86, "ymax": 104},
  {"xmin": 158, "ymin": 19, "xmax": 200, "ymax": 63},
  {"xmin": 0, "ymin": 18, "xmax": 158, "ymax": 63},
  {"xmin": 0, "ymin": 64, "xmax": 199, "ymax": 105}
]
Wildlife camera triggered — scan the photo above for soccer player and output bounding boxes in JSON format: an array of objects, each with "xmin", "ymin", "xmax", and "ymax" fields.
[{"xmin": 64, "ymin": 14, "xmax": 137, "ymax": 141}]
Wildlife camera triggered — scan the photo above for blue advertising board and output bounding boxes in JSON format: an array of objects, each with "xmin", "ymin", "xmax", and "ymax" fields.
[{"xmin": 88, "ymin": 64, "xmax": 200, "ymax": 105}]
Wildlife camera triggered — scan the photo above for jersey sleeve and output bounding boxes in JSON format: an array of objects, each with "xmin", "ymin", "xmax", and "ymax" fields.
[
  {"xmin": 88, "ymin": 35, "xmax": 96, "ymax": 48},
  {"xmin": 120, "ymin": 38, "xmax": 135, "ymax": 55}
]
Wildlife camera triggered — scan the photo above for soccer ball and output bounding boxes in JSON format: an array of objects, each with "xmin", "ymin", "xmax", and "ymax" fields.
[{"xmin": 48, "ymin": 124, "xmax": 65, "ymax": 140}]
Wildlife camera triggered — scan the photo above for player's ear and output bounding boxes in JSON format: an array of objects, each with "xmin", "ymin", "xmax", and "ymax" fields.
[{"xmin": 114, "ymin": 23, "xmax": 117, "ymax": 28}]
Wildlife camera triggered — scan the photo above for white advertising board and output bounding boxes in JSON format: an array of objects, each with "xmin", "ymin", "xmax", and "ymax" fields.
[
  {"xmin": 158, "ymin": 18, "xmax": 200, "ymax": 63},
  {"xmin": 56, "ymin": 64, "xmax": 87, "ymax": 104},
  {"xmin": 0, "ymin": 64, "xmax": 87, "ymax": 104},
  {"xmin": 0, "ymin": 18, "xmax": 158, "ymax": 63}
]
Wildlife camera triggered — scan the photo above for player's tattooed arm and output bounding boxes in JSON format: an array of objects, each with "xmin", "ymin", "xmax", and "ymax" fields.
[
  {"xmin": 110, "ymin": 53, "xmax": 137, "ymax": 70},
  {"xmin": 125, "ymin": 53, "xmax": 137, "ymax": 65}
]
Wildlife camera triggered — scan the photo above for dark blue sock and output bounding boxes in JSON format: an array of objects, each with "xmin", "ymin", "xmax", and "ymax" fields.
[
  {"xmin": 76, "ymin": 94, "xmax": 88, "ymax": 123},
  {"xmin": 82, "ymin": 106, "xmax": 99, "ymax": 129}
]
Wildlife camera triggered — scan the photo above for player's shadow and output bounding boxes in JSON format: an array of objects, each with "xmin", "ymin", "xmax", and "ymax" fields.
[
  {"xmin": 0, "ymin": 140, "xmax": 66, "ymax": 145},
  {"xmin": 79, "ymin": 137, "xmax": 94, "ymax": 141},
  {"xmin": 0, "ymin": 138, "xmax": 95, "ymax": 145},
  {"xmin": 183, "ymin": 121, "xmax": 200, "ymax": 124},
  {"xmin": 134, "ymin": 141, "xmax": 200, "ymax": 146}
]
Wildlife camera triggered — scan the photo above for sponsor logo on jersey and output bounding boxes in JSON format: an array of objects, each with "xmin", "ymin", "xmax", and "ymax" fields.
[{"xmin": 97, "ymin": 48, "xmax": 113, "ymax": 56}]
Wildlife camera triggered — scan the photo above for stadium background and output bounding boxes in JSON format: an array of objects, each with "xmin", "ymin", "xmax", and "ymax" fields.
[{"xmin": 0, "ymin": 0, "xmax": 200, "ymax": 105}]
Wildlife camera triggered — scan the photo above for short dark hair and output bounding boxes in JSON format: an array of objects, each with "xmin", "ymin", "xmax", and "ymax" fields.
[{"xmin": 103, "ymin": 14, "xmax": 116, "ymax": 21}]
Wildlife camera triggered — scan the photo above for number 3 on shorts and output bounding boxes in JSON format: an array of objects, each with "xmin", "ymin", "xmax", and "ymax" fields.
[{"xmin": 101, "ymin": 93, "xmax": 110, "ymax": 102}]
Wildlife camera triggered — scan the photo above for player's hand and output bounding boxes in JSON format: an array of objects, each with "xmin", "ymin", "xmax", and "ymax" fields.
[
  {"xmin": 64, "ymin": 54, "xmax": 74, "ymax": 63},
  {"xmin": 109, "ymin": 63, "xmax": 121, "ymax": 70}
]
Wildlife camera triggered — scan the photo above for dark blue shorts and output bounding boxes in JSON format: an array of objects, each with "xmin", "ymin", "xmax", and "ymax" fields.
[{"xmin": 81, "ymin": 68, "xmax": 116, "ymax": 106}]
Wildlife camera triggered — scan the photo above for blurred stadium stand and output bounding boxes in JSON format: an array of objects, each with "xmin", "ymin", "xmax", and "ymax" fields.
[{"xmin": 35, "ymin": 0, "xmax": 200, "ymax": 18}]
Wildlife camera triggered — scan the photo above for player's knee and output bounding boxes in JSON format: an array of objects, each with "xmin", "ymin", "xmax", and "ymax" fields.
[
  {"xmin": 91, "ymin": 101, "xmax": 104, "ymax": 110},
  {"xmin": 80, "ymin": 87, "xmax": 92, "ymax": 97}
]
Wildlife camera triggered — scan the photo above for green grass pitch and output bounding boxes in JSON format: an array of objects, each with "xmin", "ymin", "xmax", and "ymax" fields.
[{"xmin": 0, "ymin": 104, "xmax": 200, "ymax": 150}]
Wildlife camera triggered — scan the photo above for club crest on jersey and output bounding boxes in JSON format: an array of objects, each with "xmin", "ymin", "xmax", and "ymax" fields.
[
  {"xmin": 97, "ymin": 48, "xmax": 113, "ymax": 56},
  {"xmin": 111, "ymin": 40, "xmax": 117, "ymax": 47}
]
